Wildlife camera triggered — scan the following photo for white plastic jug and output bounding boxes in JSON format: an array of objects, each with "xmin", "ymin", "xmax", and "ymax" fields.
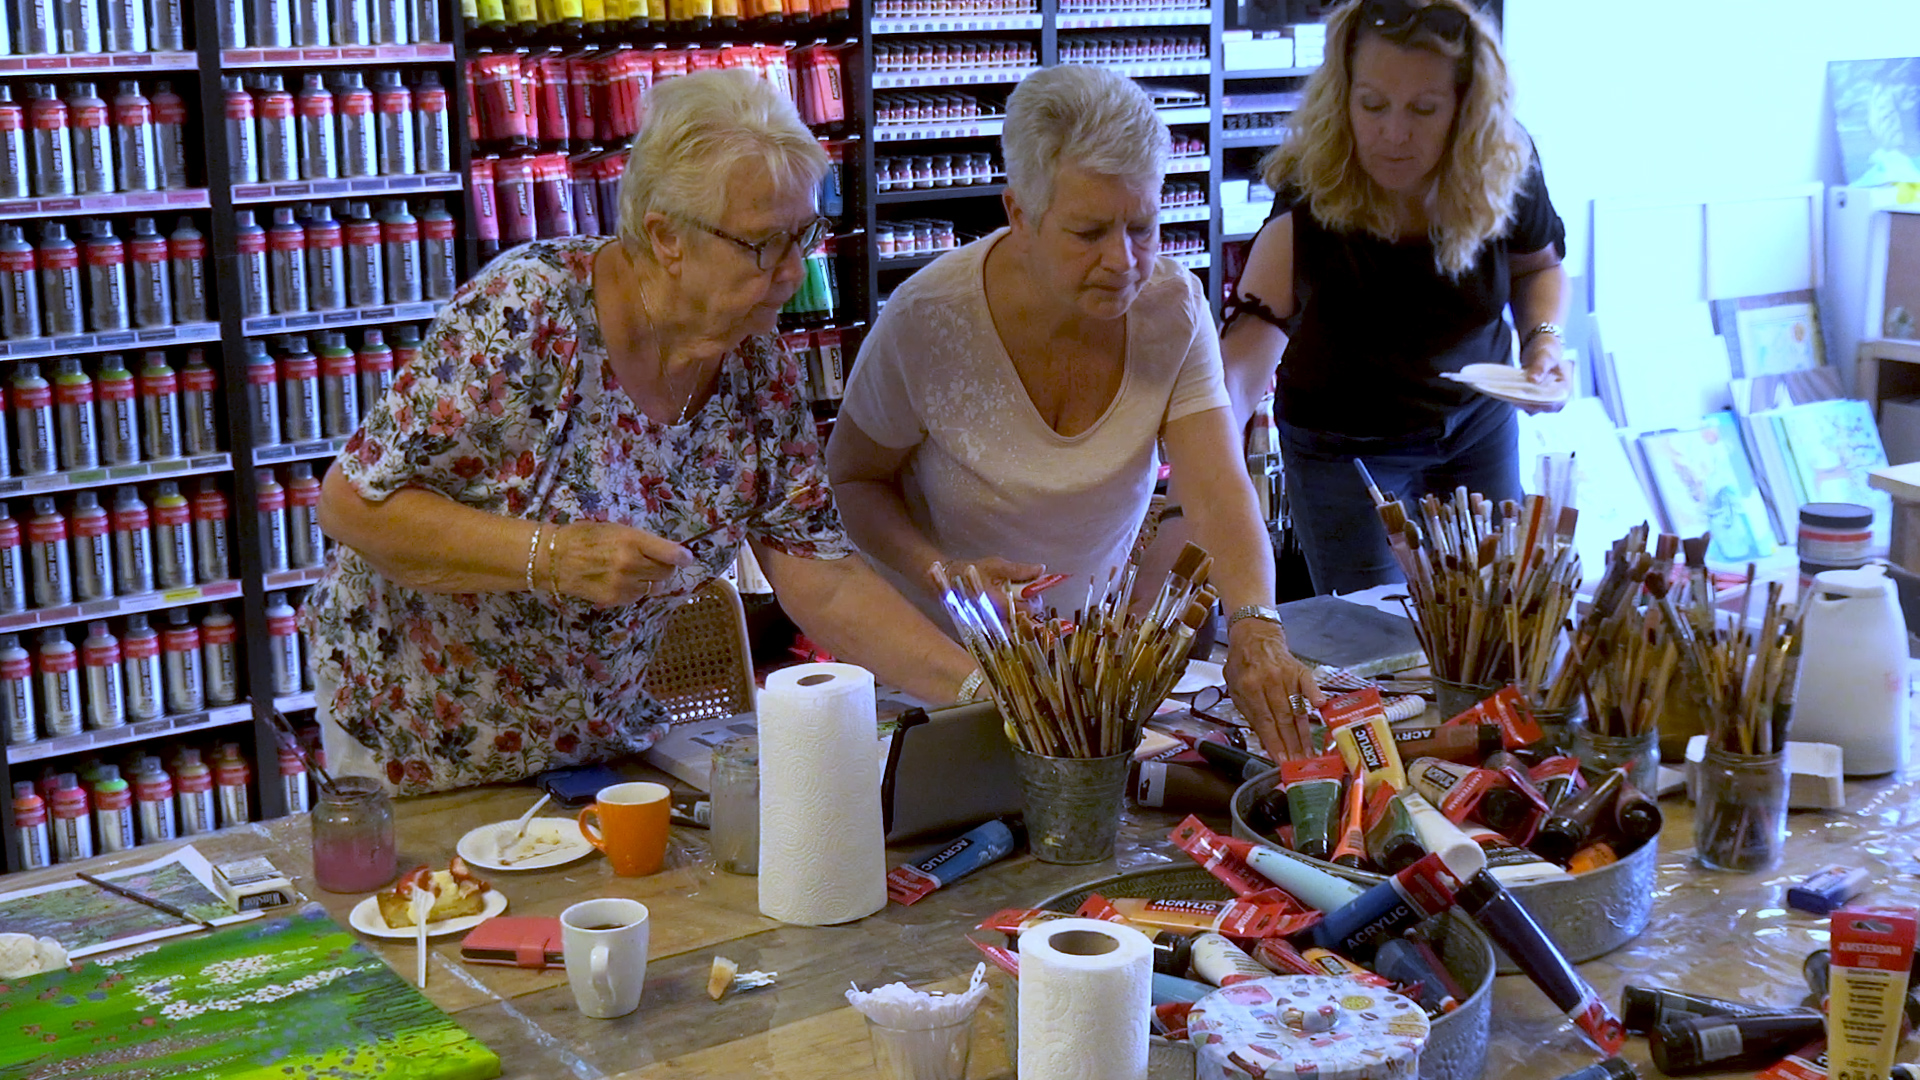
[{"xmin": 1792, "ymin": 565, "xmax": 1909, "ymax": 776}]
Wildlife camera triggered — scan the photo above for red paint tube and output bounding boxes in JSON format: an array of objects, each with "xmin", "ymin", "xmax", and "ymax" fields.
[
  {"xmin": 1253, "ymin": 937, "xmax": 1317, "ymax": 976},
  {"xmin": 495, "ymin": 156, "xmax": 536, "ymax": 244},
  {"xmin": 532, "ymin": 152, "xmax": 574, "ymax": 238},
  {"xmin": 1455, "ymin": 869, "xmax": 1626, "ymax": 1054},
  {"xmin": 1441, "ymin": 685, "xmax": 1543, "ymax": 749},
  {"xmin": 1528, "ymin": 754, "xmax": 1585, "ymax": 809},
  {"xmin": 469, "ymin": 158, "xmax": 501, "ymax": 261},
  {"xmin": 1329, "ymin": 774, "xmax": 1367, "ymax": 869},
  {"xmin": 567, "ymin": 53, "xmax": 596, "ymax": 144},
  {"xmin": 1104, "ymin": 895, "xmax": 1311, "ymax": 940},
  {"xmin": 1168, "ymin": 814, "xmax": 1286, "ymax": 901}
]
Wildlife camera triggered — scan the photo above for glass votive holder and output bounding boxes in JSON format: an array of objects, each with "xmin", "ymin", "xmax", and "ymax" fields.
[
  {"xmin": 1694, "ymin": 747, "xmax": 1787, "ymax": 872},
  {"xmin": 1569, "ymin": 719, "xmax": 1659, "ymax": 795},
  {"xmin": 867, "ymin": 1015, "xmax": 975, "ymax": 1080},
  {"xmin": 710, "ymin": 736, "xmax": 760, "ymax": 876}
]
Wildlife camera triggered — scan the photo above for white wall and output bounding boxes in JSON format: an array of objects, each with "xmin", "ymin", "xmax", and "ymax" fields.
[{"xmin": 1504, "ymin": 1, "xmax": 1920, "ymax": 296}]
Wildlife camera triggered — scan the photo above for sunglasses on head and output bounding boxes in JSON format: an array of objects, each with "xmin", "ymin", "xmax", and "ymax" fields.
[{"xmin": 1358, "ymin": 0, "xmax": 1472, "ymax": 43}]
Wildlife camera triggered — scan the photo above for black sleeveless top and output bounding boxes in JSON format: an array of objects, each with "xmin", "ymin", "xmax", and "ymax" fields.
[{"xmin": 1262, "ymin": 155, "xmax": 1565, "ymax": 439}]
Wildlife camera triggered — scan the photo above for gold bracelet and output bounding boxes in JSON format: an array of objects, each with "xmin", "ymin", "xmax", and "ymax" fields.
[
  {"xmin": 524, "ymin": 523, "xmax": 543, "ymax": 592},
  {"xmin": 547, "ymin": 523, "xmax": 562, "ymax": 594}
]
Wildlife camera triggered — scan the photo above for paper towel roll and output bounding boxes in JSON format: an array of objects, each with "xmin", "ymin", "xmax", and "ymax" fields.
[
  {"xmin": 756, "ymin": 663, "xmax": 888, "ymax": 926},
  {"xmin": 1017, "ymin": 918, "xmax": 1153, "ymax": 1080}
]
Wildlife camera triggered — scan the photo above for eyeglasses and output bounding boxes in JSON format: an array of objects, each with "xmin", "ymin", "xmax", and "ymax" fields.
[
  {"xmin": 1358, "ymin": 0, "xmax": 1472, "ymax": 43},
  {"xmin": 687, "ymin": 215, "xmax": 833, "ymax": 272}
]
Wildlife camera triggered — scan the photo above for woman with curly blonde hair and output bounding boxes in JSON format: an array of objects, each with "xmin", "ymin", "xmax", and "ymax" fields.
[{"xmin": 1222, "ymin": 0, "xmax": 1569, "ymax": 595}]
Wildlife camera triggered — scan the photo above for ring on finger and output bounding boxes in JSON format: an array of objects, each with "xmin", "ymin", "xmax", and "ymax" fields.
[{"xmin": 1288, "ymin": 694, "xmax": 1310, "ymax": 715}]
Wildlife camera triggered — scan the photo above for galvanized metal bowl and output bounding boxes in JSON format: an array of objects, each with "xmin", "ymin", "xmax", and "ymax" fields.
[
  {"xmin": 1001, "ymin": 864, "xmax": 1496, "ymax": 1080},
  {"xmin": 1230, "ymin": 767, "xmax": 1657, "ymax": 976}
]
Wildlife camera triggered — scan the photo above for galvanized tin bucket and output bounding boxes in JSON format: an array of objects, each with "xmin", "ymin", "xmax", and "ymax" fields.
[
  {"xmin": 1009, "ymin": 748, "xmax": 1131, "ymax": 865},
  {"xmin": 1230, "ymin": 767, "xmax": 1657, "ymax": 976},
  {"xmin": 1001, "ymin": 865, "xmax": 1496, "ymax": 1080}
]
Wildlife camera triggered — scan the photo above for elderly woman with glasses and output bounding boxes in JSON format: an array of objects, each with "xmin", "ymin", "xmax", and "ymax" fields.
[
  {"xmin": 828, "ymin": 65, "xmax": 1324, "ymax": 762},
  {"xmin": 305, "ymin": 69, "xmax": 981, "ymax": 795},
  {"xmin": 1222, "ymin": 0, "xmax": 1570, "ymax": 596}
]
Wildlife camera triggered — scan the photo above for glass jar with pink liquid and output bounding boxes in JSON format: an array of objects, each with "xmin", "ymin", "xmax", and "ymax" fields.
[{"xmin": 311, "ymin": 776, "xmax": 396, "ymax": 893}]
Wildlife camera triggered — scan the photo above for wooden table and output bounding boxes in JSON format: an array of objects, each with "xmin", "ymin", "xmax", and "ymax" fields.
[{"xmin": 13, "ymin": 727, "xmax": 1920, "ymax": 1079}]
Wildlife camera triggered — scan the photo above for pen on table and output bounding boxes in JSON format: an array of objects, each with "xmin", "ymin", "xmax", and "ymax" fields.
[{"xmin": 76, "ymin": 871, "xmax": 217, "ymax": 929}]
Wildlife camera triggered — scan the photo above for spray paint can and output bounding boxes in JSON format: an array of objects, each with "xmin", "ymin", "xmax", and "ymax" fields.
[
  {"xmin": 278, "ymin": 744, "xmax": 311, "ymax": 813},
  {"xmin": 95, "ymin": 355, "xmax": 137, "ymax": 467},
  {"xmin": 268, "ymin": 207, "xmax": 308, "ymax": 314},
  {"xmin": 212, "ymin": 744, "xmax": 250, "ymax": 827},
  {"xmin": 168, "ymin": 217, "xmax": 207, "ymax": 324},
  {"xmin": 91, "ymin": 765, "xmax": 134, "ymax": 851},
  {"xmin": 37, "ymin": 631, "xmax": 79, "ymax": 738},
  {"xmin": 48, "ymin": 774, "xmax": 90, "ymax": 862},
  {"xmin": 416, "ymin": 72, "xmax": 451, "ymax": 172},
  {"xmin": 356, "ymin": 328, "xmax": 393, "ymax": 416},
  {"xmin": 267, "ymin": 590, "xmax": 301, "ymax": 695},
  {"xmin": 13, "ymin": 363, "xmax": 54, "ymax": 476},
  {"xmin": 224, "ymin": 77, "xmax": 258, "ymax": 185},
  {"xmin": 234, "ymin": 210, "xmax": 269, "ymax": 317},
  {"xmin": 343, "ymin": 201, "xmax": 384, "ymax": 308},
  {"xmin": 256, "ymin": 76, "xmax": 297, "ymax": 184},
  {"xmin": 27, "ymin": 87, "xmax": 73, "ymax": 198},
  {"xmin": 317, "ymin": 333, "xmax": 358, "ymax": 436},
  {"xmin": 12, "ymin": 783, "xmax": 50, "ymax": 869},
  {"xmin": 137, "ymin": 351, "xmax": 180, "ymax": 461},
  {"xmin": 110, "ymin": 487, "xmax": 151, "ymax": 595},
  {"xmin": 0, "ymin": 637, "xmax": 32, "ymax": 745},
  {"xmin": 150, "ymin": 82, "xmax": 188, "ymax": 190},
  {"xmin": 421, "ymin": 199, "xmax": 456, "ymax": 300},
  {"xmin": 103, "ymin": 0, "xmax": 149, "ymax": 51},
  {"xmin": 0, "ymin": 225, "xmax": 40, "ymax": 341},
  {"xmin": 336, "ymin": 0, "xmax": 371, "ymax": 44},
  {"xmin": 0, "ymin": 90, "xmax": 28, "ymax": 201},
  {"xmin": 190, "ymin": 479, "xmax": 229, "ymax": 583},
  {"xmin": 69, "ymin": 491, "xmax": 110, "ymax": 601},
  {"xmin": 375, "ymin": 73, "xmax": 414, "ymax": 177},
  {"xmin": 304, "ymin": 205, "xmax": 345, "ymax": 310},
  {"xmin": 131, "ymin": 757, "xmax": 174, "ymax": 844},
  {"xmin": 151, "ymin": 0, "xmax": 185, "ymax": 49},
  {"xmin": 216, "ymin": 0, "xmax": 244, "ymax": 47},
  {"xmin": 294, "ymin": 0, "xmax": 331, "ymax": 46},
  {"xmin": 66, "ymin": 83, "xmax": 112, "ymax": 197},
  {"xmin": 287, "ymin": 463, "xmax": 324, "ymax": 568},
  {"xmin": 380, "ymin": 199, "xmax": 420, "ymax": 303},
  {"xmin": 296, "ymin": 73, "xmax": 337, "ymax": 180},
  {"xmin": 83, "ymin": 221, "xmax": 129, "ymax": 332},
  {"xmin": 111, "ymin": 82, "xmax": 157, "ymax": 193},
  {"xmin": 179, "ymin": 349, "xmax": 218, "ymax": 455},
  {"xmin": 336, "ymin": 73, "xmax": 376, "ymax": 178},
  {"xmin": 255, "ymin": 0, "xmax": 293, "ymax": 47},
  {"xmin": 59, "ymin": 0, "xmax": 103, "ymax": 61},
  {"xmin": 0, "ymin": 510, "xmax": 23, "ymax": 615},
  {"xmin": 17, "ymin": 0, "xmax": 58, "ymax": 55},
  {"xmin": 246, "ymin": 340, "xmax": 281, "ymax": 445},
  {"xmin": 51, "ymin": 357, "xmax": 97, "ymax": 471},
  {"xmin": 201, "ymin": 604, "xmax": 238, "ymax": 706},
  {"xmin": 159, "ymin": 607, "xmax": 201, "ymax": 714},
  {"xmin": 151, "ymin": 480, "xmax": 192, "ymax": 589},
  {"xmin": 26, "ymin": 497, "xmax": 69, "ymax": 609},
  {"xmin": 372, "ymin": 0, "xmax": 409, "ymax": 44},
  {"xmin": 256, "ymin": 468, "xmax": 288, "ymax": 572},
  {"xmin": 37, "ymin": 224, "xmax": 81, "ymax": 335},
  {"xmin": 412, "ymin": 0, "xmax": 439, "ymax": 42},
  {"xmin": 122, "ymin": 614, "xmax": 161, "ymax": 721},
  {"xmin": 81, "ymin": 621, "xmax": 124, "ymax": 730},
  {"xmin": 128, "ymin": 218, "xmax": 172, "ymax": 330},
  {"xmin": 278, "ymin": 336, "xmax": 320, "ymax": 442},
  {"xmin": 173, "ymin": 749, "xmax": 215, "ymax": 833}
]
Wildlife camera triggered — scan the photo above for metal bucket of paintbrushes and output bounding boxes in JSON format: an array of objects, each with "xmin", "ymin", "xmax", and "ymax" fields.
[
  {"xmin": 1010, "ymin": 748, "xmax": 1131, "ymax": 864},
  {"xmin": 1230, "ymin": 769, "xmax": 1657, "ymax": 975}
]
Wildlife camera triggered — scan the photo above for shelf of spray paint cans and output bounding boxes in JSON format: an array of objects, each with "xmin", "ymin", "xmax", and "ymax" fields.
[
  {"xmin": 0, "ymin": 323, "xmax": 221, "ymax": 359},
  {"xmin": 253, "ymin": 437, "xmax": 351, "ymax": 467},
  {"xmin": 274, "ymin": 691, "xmax": 318, "ymax": 715},
  {"xmin": 1170, "ymin": 252, "xmax": 1210, "ymax": 270},
  {"xmin": 1165, "ymin": 155, "xmax": 1210, "ymax": 175},
  {"xmin": 265, "ymin": 567, "xmax": 326, "ymax": 592},
  {"xmin": 230, "ymin": 174, "xmax": 465, "ymax": 206},
  {"xmin": 0, "ymin": 52, "xmax": 199, "ymax": 76},
  {"xmin": 1159, "ymin": 205, "xmax": 1209, "ymax": 224},
  {"xmin": 871, "ymin": 66, "xmax": 1038, "ymax": 90},
  {"xmin": 219, "ymin": 44, "xmax": 457, "ymax": 69},
  {"xmin": 0, "ymin": 454, "xmax": 232, "ymax": 500},
  {"xmin": 0, "ymin": 189, "xmax": 212, "ymax": 224},
  {"xmin": 1055, "ymin": 9, "xmax": 1211, "ymax": 28},
  {"xmin": 875, "ymin": 118, "xmax": 1006, "ymax": 142},
  {"xmin": 871, "ymin": 14, "xmax": 1043, "ymax": 34},
  {"xmin": 242, "ymin": 300, "xmax": 445, "ymax": 338},
  {"xmin": 6, "ymin": 703, "xmax": 254, "ymax": 765},
  {"xmin": 1075, "ymin": 59, "xmax": 1211, "ymax": 79},
  {"xmin": 0, "ymin": 580, "xmax": 243, "ymax": 639}
]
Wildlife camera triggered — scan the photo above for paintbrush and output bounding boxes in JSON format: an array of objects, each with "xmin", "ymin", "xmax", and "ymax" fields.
[
  {"xmin": 77, "ymin": 872, "xmax": 217, "ymax": 929},
  {"xmin": 1354, "ymin": 459, "xmax": 1386, "ymax": 507},
  {"xmin": 679, "ymin": 482, "xmax": 826, "ymax": 545},
  {"xmin": 265, "ymin": 708, "xmax": 337, "ymax": 798}
]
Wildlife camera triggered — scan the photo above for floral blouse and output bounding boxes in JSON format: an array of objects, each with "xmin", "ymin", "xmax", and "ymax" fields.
[{"xmin": 302, "ymin": 238, "xmax": 850, "ymax": 796}]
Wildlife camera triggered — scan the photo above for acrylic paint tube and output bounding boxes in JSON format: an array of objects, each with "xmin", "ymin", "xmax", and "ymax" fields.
[
  {"xmin": 1153, "ymin": 972, "xmax": 1216, "ymax": 1005},
  {"xmin": 267, "ymin": 591, "xmax": 301, "ymax": 694},
  {"xmin": 169, "ymin": 218, "xmax": 207, "ymax": 324},
  {"xmin": 1621, "ymin": 985, "xmax": 1820, "ymax": 1035},
  {"xmin": 1237, "ymin": 836, "xmax": 1366, "ymax": 915},
  {"xmin": 1103, "ymin": 896, "xmax": 1297, "ymax": 939},
  {"xmin": 160, "ymin": 607, "xmax": 202, "ymax": 713},
  {"xmin": 93, "ymin": 765, "xmax": 135, "ymax": 852},
  {"xmin": 202, "ymin": 603, "xmax": 238, "ymax": 705},
  {"xmin": 1363, "ymin": 786, "xmax": 1425, "ymax": 874},
  {"xmin": 1193, "ymin": 739, "xmax": 1274, "ymax": 783},
  {"xmin": 1299, "ymin": 947, "xmax": 1395, "ymax": 989},
  {"xmin": 188, "ymin": 480, "xmax": 228, "ymax": 584},
  {"xmin": 1569, "ymin": 842, "xmax": 1618, "ymax": 874},
  {"xmin": 1827, "ymin": 906, "xmax": 1918, "ymax": 1079},
  {"xmin": 49, "ymin": 773, "xmax": 91, "ymax": 862},
  {"xmin": 1400, "ymin": 790, "xmax": 1484, "ymax": 874},
  {"xmin": 212, "ymin": 744, "xmax": 250, "ymax": 827},
  {"xmin": 1529, "ymin": 754, "xmax": 1585, "ymax": 809},
  {"xmin": 174, "ymin": 748, "xmax": 215, "ymax": 835},
  {"xmin": 986, "ymin": 908, "xmax": 1194, "ymax": 977},
  {"xmin": 1329, "ymin": 774, "xmax": 1367, "ymax": 869},
  {"xmin": 1650, "ymin": 1012, "xmax": 1829, "ymax": 1075},
  {"xmin": 1612, "ymin": 781, "xmax": 1662, "ymax": 846},
  {"xmin": 1483, "ymin": 751, "xmax": 1551, "ymax": 829},
  {"xmin": 0, "ymin": 634, "xmax": 30, "ymax": 741},
  {"xmin": 132, "ymin": 756, "xmax": 175, "ymax": 844},
  {"xmin": 1191, "ymin": 932, "xmax": 1271, "ymax": 988},
  {"xmin": 121, "ymin": 614, "xmax": 162, "ymax": 721},
  {"xmin": 235, "ymin": 211, "xmax": 269, "ymax": 317},
  {"xmin": 137, "ymin": 350, "xmax": 181, "ymax": 461},
  {"xmin": 1551, "ymin": 1061, "xmax": 1638, "ymax": 1080},
  {"xmin": 179, "ymin": 350, "xmax": 218, "ymax": 455},
  {"xmin": 152, "ymin": 481, "xmax": 192, "ymax": 589},
  {"xmin": 885, "ymin": 817, "xmax": 1023, "ymax": 906},
  {"xmin": 69, "ymin": 492, "xmax": 111, "ymax": 603},
  {"xmin": 1310, "ymin": 849, "xmax": 1477, "ymax": 959},
  {"xmin": 1463, "ymin": 824, "xmax": 1569, "ymax": 886},
  {"xmin": 13, "ymin": 782, "xmax": 51, "ymax": 870},
  {"xmin": 1243, "ymin": 786, "xmax": 1290, "ymax": 835},
  {"xmin": 1406, "ymin": 755, "xmax": 1528, "ymax": 833},
  {"xmin": 1324, "ymin": 687, "xmax": 1406, "ymax": 791},
  {"xmin": 1455, "ymin": 869, "xmax": 1626, "ymax": 1054},
  {"xmin": 128, "ymin": 217, "xmax": 171, "ymax": 329},
  {"xmin": 1132, "ymin": 760, "xmax": 1238, "ymax": 816},
  {"xmin": 151, "ymin": 83, "xmax": 188, "ymax": 191},
  {"xmin": 1280, "ymin": 752, "xmax": 1343, "ymax": 861},
  {"xmin": 1373, "ymin": 937, "xmax": 1461, "ymax": 1014},
  {"xmin": 1531, "ymin": 768, "xmax": 1626, "ymax": 865}
]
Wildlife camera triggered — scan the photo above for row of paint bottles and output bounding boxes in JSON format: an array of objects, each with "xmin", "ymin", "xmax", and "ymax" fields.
[
  {"xmin": 0, "ymin": 481, "xmax": 234, "ymax": 613},
  {"xmin": 1, "ymin": 350, "xmax": 219, "ymax": 477}
]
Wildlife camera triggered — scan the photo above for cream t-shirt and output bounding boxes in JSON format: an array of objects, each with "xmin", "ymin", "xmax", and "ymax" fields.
[{"xmin": 839, "ymin": 228, "xmax": 1231, "ymax": 624}]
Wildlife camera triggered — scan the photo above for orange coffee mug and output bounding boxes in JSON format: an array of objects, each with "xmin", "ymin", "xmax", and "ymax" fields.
[{"xmin": 579, "ymin": 782, "xmax": 671, "ymax": 877}]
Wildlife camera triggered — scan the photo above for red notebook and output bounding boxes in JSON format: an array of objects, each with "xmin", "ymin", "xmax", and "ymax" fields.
[{"xmin": 459, "ymin": 916, "xmax": 564, "ymax": 970}]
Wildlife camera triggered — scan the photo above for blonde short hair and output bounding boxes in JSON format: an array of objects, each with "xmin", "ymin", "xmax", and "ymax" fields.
[
  {"xmin": 617, "ymin": 69, "xmax": 828, "ymax": 257},
  {"xmin": 1261, "ymin": 0, "xmax": 1530, "ymax": 277},
  {"xmin": 1002, "ymin": 65, "xmax": 1170, "ymax": 221}
]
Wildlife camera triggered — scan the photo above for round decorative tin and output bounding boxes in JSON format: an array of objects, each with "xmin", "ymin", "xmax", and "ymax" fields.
[{"xmin": 1190, "ymin": 975, "xmax": 1430, "ymax": 1080}]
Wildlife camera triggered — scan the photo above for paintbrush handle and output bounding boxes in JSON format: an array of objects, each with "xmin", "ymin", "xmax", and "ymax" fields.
[{"xmin": 77, "ymin": 872, "xmax": 216, "ymax": 928}]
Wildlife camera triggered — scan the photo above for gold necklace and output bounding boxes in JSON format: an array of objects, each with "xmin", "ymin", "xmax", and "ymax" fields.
[{"xmin": 633, "ymin": 275, "xmax": 698, "ymax": 425}]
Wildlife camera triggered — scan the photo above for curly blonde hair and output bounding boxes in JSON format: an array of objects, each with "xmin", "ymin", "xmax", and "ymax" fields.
[{"xmin": 1261, "ymin": 0, "xmax": 1529, "ymax": 277}]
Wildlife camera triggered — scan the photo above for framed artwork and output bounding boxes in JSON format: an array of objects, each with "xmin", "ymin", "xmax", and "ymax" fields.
[
  {"xmin": 1636, "ymin": 413, "xmax": 1778, "ymax": 564},
  {"xmin": 1712, "ymin": 290, "xmax": 1826, "ymax": 377},
  {"xmin": 1829, "ymin": 58, "xmax": 1920, "ymax": 186}
]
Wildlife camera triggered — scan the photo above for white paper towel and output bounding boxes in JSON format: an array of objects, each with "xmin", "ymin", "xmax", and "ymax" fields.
[
  {"xmin": 757, "ymin": 663, "xmax": 888, "ymax": 926},
  {"xmin": 1017, "ymin": 918, "xmax": 1153, "ymax": 1080}
]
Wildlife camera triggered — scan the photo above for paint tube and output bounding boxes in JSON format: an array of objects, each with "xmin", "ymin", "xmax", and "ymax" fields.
[
  {"xmin": 1399, "ymin": 790, "xmax": 1483, "ymax": 873},
  {"xmin": 1190, "ymin": 932, "xmax": 1270, "ymax": 987},
  {"xmin": 1194, "ymin": 739, "xmax": 1273, "ymax": 783},
  {"xmin": 1621, "ymin": 985, "xmax": 1820, "ymax": 1035},
  {"xmin": 1613, "ymin": 780, "xmax": 1662, "ymax": 846},
  {"xmin": 1463, "ymin": 824, "xmax": 1570, "ymax": 886},
  {"xmin": 1528, "ymin": 754, "xmax": 1585, "ymax": 808},
  {"xmin": 1651, "ymin": 1012, "xmax": 1830, "ymax": 1075},
  {"xmin": 1133, "ymin": 760, "xmax": 1238, "ymax": 815},
  {"xmin": 1153, "ymin": 972, "xmax": 1216, "ymax": 1005},
  {"xmin": 1373, "ymin": 937, "xmax": 1461, "ymax": 1014},
  {"xmin": 1789, "ymin": 866, "xmax": 1870, "ymax": 916},
  {"xmin": 1324, "ymin": 687, "xmax": 1406, "ymax": 792},
  {"xmin": 1441, "ymin": 685, "xmax": 1544, "ymax": 749},
  {"xmin": 1530, "ymin": 768, "xmax": 1625, "ymax": 865},
  {"xmin": 1253, "ymin": 936, "xmax": 1316, "ymax": 975},
  {"xmin": 1298, "ymin": 947, "xmax": 1395, "ymax": 989},
  {"xmin": 1406, "ymin": 755, "xmax": 1533, "ymax": 833},
  {"xmin": 1363, "ymin": 786, "xmax": 1424, "ymax": 874},
  {"xmin": 1280, "ymin": 752, "xmax": 1344, "ymax": 861},
  {"xmin": 1455, "ymin": 869, "xmax": 1625, "ymax": 1054},
  {"xmin": 1169, "ymin": 815, "xmax": 1361, "ymax": 914},
  {"xmin": 1756, "ymin": 1042, "xmax": 1829, "ymax": 1080},
  {"xmin": 981, "ymin": 905, "xmax": 1193, "ymax": 976},
  {"xmin": 1243, "ymin": 786, "xmax": 1290, "ymax": 834},
  {"xmin": 1569, "ymin": 843, "xmax": 1618, "ymax": 874},
  {"xmin": 1483, "ymin": 751, "xmax": 1552, "ymax": 831},
  {"xmin": 1329, "ymin": 775, "xmax": 1366, "ymax": 869},
  {"xmin": 884, "ymin": 817, "xmax": 1023, "ymax": 905},
  {"xmin": 1105, "ymin": 896, "xmax": 1299, "ymax": 939},
  {"xmin": 1803, "ymin": 948, "xmax": 1920, "ymax": 1035},
  {"xmin": 1826, "ymin": 906, "xmax": 1917, "ymax": 1079},
  {"xmin": 1309, "ymin": 849, "xmax": 1475, "ymax": 958}
]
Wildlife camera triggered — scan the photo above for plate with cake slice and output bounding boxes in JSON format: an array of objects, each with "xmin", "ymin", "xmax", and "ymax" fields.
[
  {"xmin": 455, "ymin": 817, "xmax": 596, "ymax": 872},
  {"xmin": 350, "ymin": 858, "xmax": 508, "ymax": 939}
]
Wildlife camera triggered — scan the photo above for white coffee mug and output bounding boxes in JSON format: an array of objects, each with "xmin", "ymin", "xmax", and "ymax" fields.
[{"xmin": 560, "ymin": 898, "xmax": 650, "ymax": 1019}]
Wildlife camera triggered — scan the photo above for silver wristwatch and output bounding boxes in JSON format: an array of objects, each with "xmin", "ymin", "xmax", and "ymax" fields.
[{"xmin": 1227, "ymin": 604, "xmax": 1284, "ymax": 632}]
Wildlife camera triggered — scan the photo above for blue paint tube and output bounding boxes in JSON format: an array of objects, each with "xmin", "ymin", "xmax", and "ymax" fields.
[
  {"xmin": 1373, "ymin": 937, "xmax": 1462, "ymax": 1015},
  {"xmin": 885, "ymin": 817, "xmax": 1025, "ymax": 906},
  {"xmin": 1152, "ymin": 972, "xmax": 1216, "ymax": 1004},
  {"xmin": 1309, "ymin": 848, "xmax": 1480, "ymax": 959}
]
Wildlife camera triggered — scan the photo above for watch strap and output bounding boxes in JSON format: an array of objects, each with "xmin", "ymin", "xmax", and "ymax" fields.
[{"xmin": 1228, "ymin": 604, "xmax": 1283, "ymax": 631}]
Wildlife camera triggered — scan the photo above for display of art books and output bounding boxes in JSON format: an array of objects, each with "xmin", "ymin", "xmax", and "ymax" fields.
[
  {"xmin": 0, "ymin": 847, "xmax": 259, "ymax": 960},
  {"xmin": 1712, "ymin": 290, "xmax": 1827, "ymax": 376},
  {"xmin": 1636, "ymin": 413, "xmax": 1780, "ymax": 563}
]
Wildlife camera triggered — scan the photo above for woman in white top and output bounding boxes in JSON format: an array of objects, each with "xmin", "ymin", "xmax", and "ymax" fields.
[{"xmin": 828, "ymin": 65, "xmax": 1321, "ymax": 760}]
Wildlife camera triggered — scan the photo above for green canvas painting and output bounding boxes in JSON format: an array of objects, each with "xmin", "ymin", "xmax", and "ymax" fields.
[{"xmin": 0, "ymin": 904, "xmax": 500, "ymax": 1080}]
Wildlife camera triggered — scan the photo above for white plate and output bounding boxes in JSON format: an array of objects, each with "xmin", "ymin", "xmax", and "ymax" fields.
[
  {"xmin": 1442, "ymin": 363, "xmax": 1571, "ymax": 406},
  {"xmin": 455, "ymin": 817, "xmax": 596, "ymax": 872},
  {"xmin": 1174, "ymin": 659, "xmax": 1227, "ymax": 695},
  {"xmin": 349, "ymin": 888, "xmax": 508, "ymax": 939}
]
